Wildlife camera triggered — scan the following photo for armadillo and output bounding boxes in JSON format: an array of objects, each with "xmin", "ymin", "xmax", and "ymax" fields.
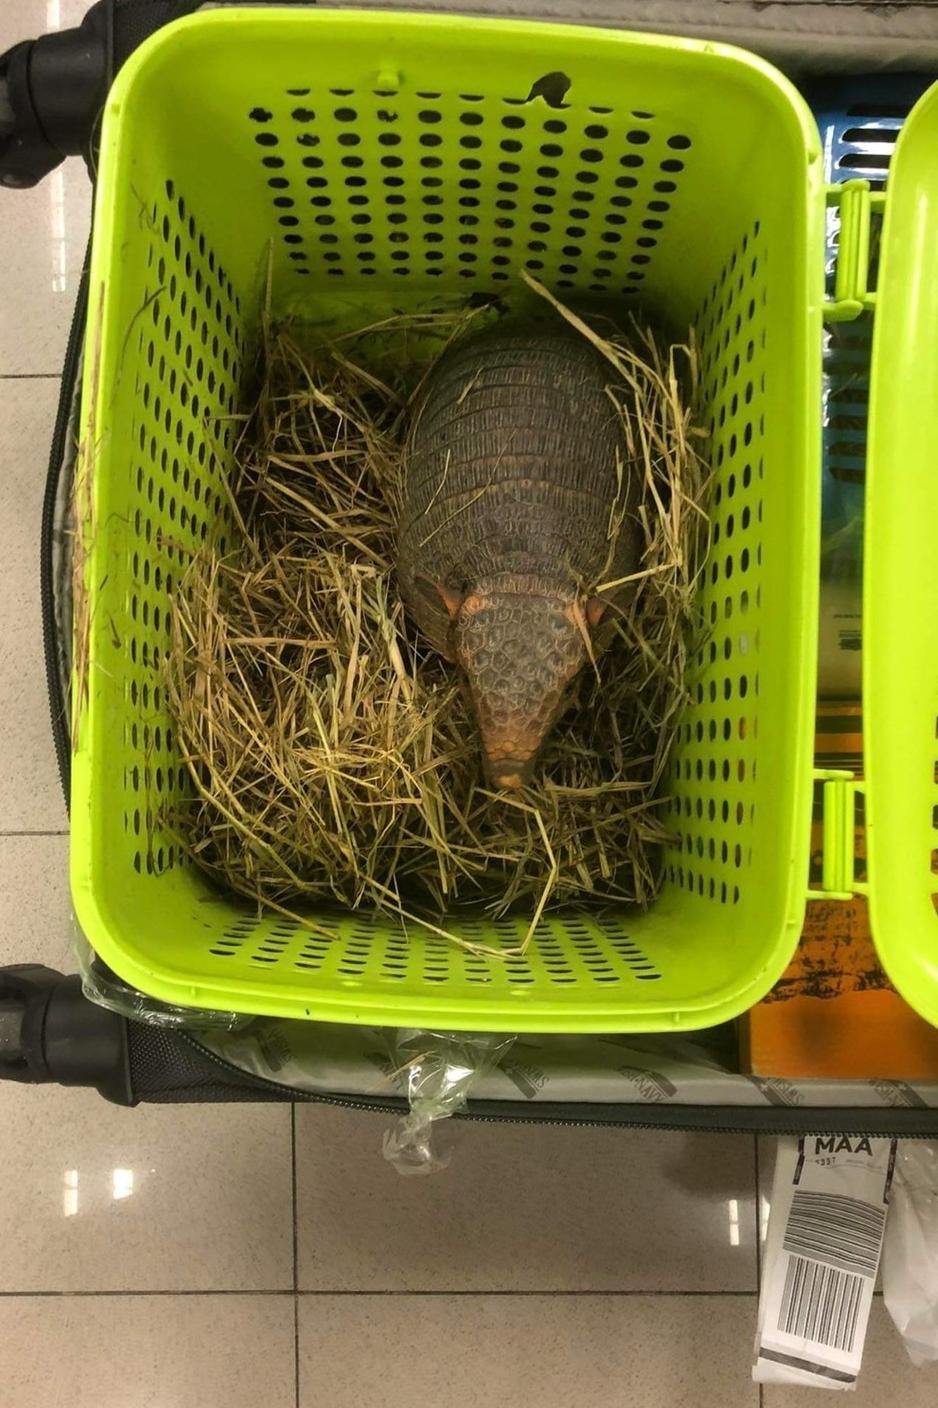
[{"xmin": 397, "ymin": 323, "xmax": 641, "ymax": 789}]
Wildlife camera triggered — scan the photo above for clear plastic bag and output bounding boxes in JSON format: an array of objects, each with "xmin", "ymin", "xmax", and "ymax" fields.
[
  {"xmin": 381, "ymin": 1028, "xmax": 516, "ymax": 1175},
  {"xmin": 73, "ymin": 920, "xmax": 249, "ymax": 1032},
  {"xmin": 882, "ymin": 1141, "xmax": 938, "ymax": 1367}
]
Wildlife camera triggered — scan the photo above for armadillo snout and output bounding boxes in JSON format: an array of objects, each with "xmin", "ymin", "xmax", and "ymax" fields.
[
  {"xmin": 484, "ymin": 745, "xmax": 537, "ymax": 792},
  {"xmin": 486, "ymin": 761, "xmax": 532, "ymax": 792},
  {"xmin": 491, "ymin": 770, "xmax": 526, "ymax": 791},
  {"xmin": 455, "ymin": 587, "xmax": 590, "ymax": 791}
]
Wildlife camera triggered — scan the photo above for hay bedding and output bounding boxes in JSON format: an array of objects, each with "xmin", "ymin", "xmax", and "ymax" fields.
[{"xmin": 165, "ymin": 283, "xmax": 709, "ymax": 947}]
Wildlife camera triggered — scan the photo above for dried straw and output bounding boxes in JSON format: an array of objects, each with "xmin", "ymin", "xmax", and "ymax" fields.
[
  {"xmin": 71, "ymin": 281, "xmax": 106, "ymax": 748},
  {"xmin": 164, "ymin": 289, "xmax": 709, "ymax": 945}
]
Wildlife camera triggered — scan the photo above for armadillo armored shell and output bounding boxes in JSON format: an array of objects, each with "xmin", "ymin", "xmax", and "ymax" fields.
[{"xmin": 397, "ymin": 323, "xmax": 642, "ymax": 659}]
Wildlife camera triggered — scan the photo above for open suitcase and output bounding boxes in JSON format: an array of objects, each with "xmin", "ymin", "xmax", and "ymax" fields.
[{"xmin": 2, "ymin": 0, "xmax": 938, "ymax": 1141}]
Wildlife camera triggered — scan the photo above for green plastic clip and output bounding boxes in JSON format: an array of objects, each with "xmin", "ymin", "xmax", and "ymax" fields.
[
  {"xmin": 825, "ymin": 180, "xmax": 886, "ymax": 322},
  {"xmin": 807, "ymin": 769, "xmax": 868, "ymax": 900}
]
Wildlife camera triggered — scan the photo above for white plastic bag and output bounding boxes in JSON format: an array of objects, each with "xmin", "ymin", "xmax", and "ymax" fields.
[{"xmin": 882, "ymin": 1141, "xmax": 938, "ymax": 1367}]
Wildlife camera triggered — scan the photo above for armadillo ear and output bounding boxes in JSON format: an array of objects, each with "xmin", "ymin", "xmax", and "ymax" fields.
[
  {"xmin": 585, "ymin": 596, "xmax": 607, "ymax": 629},
  {"xmin": 415, "ymin": 576, "xmax": 464, "ymax": 619}
]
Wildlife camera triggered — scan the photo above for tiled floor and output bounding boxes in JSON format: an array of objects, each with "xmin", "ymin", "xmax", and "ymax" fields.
[{"xmin": 1, "ymin": 4, "xmax": 936, "ymax": 1405}]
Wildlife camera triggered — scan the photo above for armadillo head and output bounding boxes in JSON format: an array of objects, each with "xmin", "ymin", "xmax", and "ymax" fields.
[{"xmin": 446, "ymin": 577, "xmax": 606, "ymax": 790}]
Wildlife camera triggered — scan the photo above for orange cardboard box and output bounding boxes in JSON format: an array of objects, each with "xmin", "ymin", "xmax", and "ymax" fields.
[{"xmin": 742, "ymin": 703, "xmax": 938, "ymax": 1080}]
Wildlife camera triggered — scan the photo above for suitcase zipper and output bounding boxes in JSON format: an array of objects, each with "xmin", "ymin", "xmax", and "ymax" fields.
[
  {"xmin": 177, "ymin": 1032, "xmax": 938, "ymax": 1137},
  {"xmin": 41, "ymin": 240, "xmax": 90, "ymax": 811}
]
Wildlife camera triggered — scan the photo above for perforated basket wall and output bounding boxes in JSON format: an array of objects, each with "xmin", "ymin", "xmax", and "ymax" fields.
[
  {"xmin": 71, "ymin": 11, "xmax": 823, "ymax": 1031},
  {"xmin": 865, "ymin": 81, "xmax": 938, "ymax": 1030}
]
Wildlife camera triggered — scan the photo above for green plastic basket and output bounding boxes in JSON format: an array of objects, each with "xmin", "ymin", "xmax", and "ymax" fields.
[
  {"xmin": 865, "ymin": 85, "xmax": 938, "ymax": 1027},
  {"xmin": 70, "ymin": 9, "xmax": 824, "ymax": 1032}
]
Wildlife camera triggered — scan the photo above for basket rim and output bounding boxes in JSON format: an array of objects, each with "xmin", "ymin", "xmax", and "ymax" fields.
[
  {"xmin": 864, "ymin": 77, "xmax": 938, "ymax": 1027},
  {"xmin": 103, "ymin": 6, "xmax": 823, "ymax": 152}
]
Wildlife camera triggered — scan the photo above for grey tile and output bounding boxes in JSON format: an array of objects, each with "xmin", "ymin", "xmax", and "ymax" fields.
[
  {"xmin": 0, "ymin": 833, "xmax": 72, "ymax": 969},
  {"xmin": 0, "ymin": 1, "xmax": 90, "ymax": 51},
  {"xmin": 2, "ymin": 843, "xmax": 277, "ymax": 1288},
  {"xmin": 0, "ymin": 161, "xmax": 90, "ymax": 375},
  {"xmin": 0, "ymin": 1087, "xmax": 294, "ymax": 1291},
  {"xmin": 296, "ymin": 1105, "xmax": 757, "ymax": 1291},
  {"xmin": 0, "ymin": 380, "xmax": 68, "ymax": 831},
  {"xmin": 298, "ymin": 1292, "xmax": 760, "ymax": 1408},
  {"xmin": 0, "ymin": 2, "xmax": 91, "ymax": 376},
  {"xmin": 765, "ymin": 1301, "xmax": 938, "ymax": 1405},
  {"xmin": 0, "ymin": 1293, "xmax": 295, "ymax": 1408}
]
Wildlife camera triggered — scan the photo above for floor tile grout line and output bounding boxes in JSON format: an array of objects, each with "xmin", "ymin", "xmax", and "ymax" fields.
[
  {"xmin": 0, "ymin": 374, "xmax": 62, "ymax": 381},
  {"xmin": 0, "ymin": 830, "xmax": 70, "ymax": 838},
  {"xmin": 0, "ymin": 1289, "xmax": 296, "ymax": 1298},
  {"xmin": 0, "ymin": 1288, "xmax": 761, "ymax": 1299},
  {"xmin": 292, "ymin": 1103, "xmax": 300, "ymax": 1408},
  {"xmin": 298, "ymin": 1289, "xmax": 762, "ymax": 1298},
  {"xmin": 294, "ymin": 1289, "xmax": 760, "ymax": 1300}
]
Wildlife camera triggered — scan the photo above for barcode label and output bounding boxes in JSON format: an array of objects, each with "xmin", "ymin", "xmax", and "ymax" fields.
[
  {"xmin": 783, "ymin": 1190, "xmax": 885, "ymax": 1277},
  {"xmin": 754, "ymin": 1137, "xmax": 896, "ymax": 1389},
  {"xmin": 778, "ymin": 1255, "xmax": 864, "ymax": 1354}
]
